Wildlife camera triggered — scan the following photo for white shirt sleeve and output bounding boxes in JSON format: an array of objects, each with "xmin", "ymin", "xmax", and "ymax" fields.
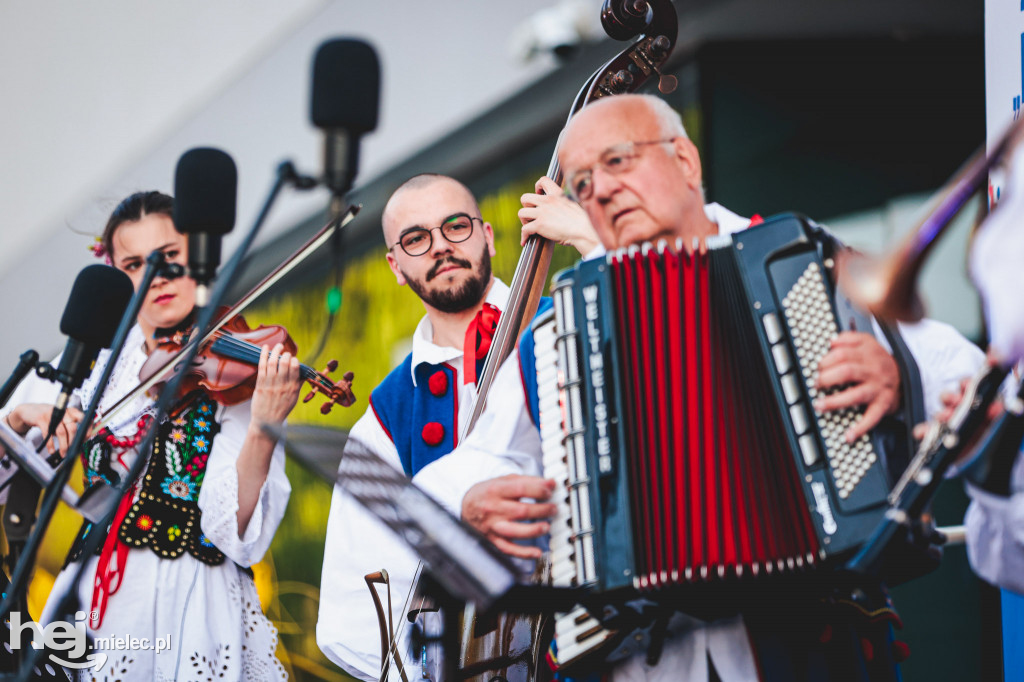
[
  {"xmin": 317, "ymin": 406, "xmax": 420, "ymax": 681},
  {"xmin": 197, "ymin": 400, "xmax": 291, "ymax": 567},
  {"xmin": 964, "ymin": 450, "xmax": 1024, "ymax": 594},
  {"xmin": 891, "ymin": 318, "xmax": 986, "ymax": 420},
  {"xmin": 412, "ymin": 349, "xmax": 543, "ymax": 517}
]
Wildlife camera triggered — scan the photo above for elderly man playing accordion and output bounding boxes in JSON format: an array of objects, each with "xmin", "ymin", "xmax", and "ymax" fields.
[{"xmin": 412, "ymin": 94, "xmax": 984, "ymax": 681}]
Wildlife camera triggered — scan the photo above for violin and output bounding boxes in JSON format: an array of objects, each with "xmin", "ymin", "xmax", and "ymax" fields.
[
  {"xmin": 140, "ymin": 312, "xmax": 356, "ymax": 414},
  {"xmin": 89, "ymin": 206, "xmax": 361, "ymax": 434}
]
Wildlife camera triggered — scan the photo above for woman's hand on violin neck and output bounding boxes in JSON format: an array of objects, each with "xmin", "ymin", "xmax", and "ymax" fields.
[
  {"xmin": 250, "ymin": 343, "xmax": 302, "ymax": 429},
  {"xmin": 5, "ymin": 403, "xmax": 84, "ymax": 458}
]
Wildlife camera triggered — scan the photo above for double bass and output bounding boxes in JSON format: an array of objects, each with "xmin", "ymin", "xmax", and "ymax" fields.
[{"xmin": 379, "ymin": 2, "xmax": 680, "ymax": 679}]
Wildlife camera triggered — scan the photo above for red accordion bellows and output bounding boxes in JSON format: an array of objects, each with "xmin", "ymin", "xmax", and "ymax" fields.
[{"xmin": 609, "ymin": 246, "xmax": 821, "ymax": 588}]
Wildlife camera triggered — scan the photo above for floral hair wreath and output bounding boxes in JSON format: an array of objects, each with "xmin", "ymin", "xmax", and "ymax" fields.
[{"xmin": 90, "ymin": 236, "xmax": 112, "ymax": 265}]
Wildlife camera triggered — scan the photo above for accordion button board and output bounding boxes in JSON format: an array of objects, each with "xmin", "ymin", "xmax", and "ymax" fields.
[{"xmin": 778, "ymin": 260, "xmax": 885, "ymax": 507}]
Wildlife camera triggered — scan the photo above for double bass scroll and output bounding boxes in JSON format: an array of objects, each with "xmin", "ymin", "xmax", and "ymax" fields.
[{"xmin": 464, "ymin": 0, "xmax": 679, "ymax": 438}]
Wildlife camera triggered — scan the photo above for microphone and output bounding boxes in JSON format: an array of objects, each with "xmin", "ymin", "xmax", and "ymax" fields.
[
  {"xmin": 45, "ymin": 265, "xmax": 134, "ymax": 442},
  {"xmin": 310, "ymin": 38, "xmax": 381, "ymax": 198},
  {"xmin": 173, "ymin": 147, "xmax": 238, "ymax": 306}
]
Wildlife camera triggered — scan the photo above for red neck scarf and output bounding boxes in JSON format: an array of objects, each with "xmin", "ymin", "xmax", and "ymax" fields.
[{"xmin": 462, "ymin": 302, "xmax": 501, "ymax": 385}]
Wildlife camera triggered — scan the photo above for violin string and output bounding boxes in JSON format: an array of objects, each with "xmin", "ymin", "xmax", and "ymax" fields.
[
  {"xmin": 184, "ymin": 333, "xmax": 335, "ymax": 400},
  {"xmin": 210, "ymin": 334, "xmax": 329, "ymax": 388}
]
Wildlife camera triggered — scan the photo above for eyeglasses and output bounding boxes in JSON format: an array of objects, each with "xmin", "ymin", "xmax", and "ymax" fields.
[
  {"xmin": 390, "ymin": 213, "xmax": 481, "ymax": 257},
  {"xmin": 565, "ymin": 138, "xmax": 677, "ymax": 201}
]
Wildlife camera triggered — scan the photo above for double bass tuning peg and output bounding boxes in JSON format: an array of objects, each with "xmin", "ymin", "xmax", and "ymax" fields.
[
  {"xmin": 649, "ymin": 35, "xmax": 671, "ymax": 59},
  {"xmin": 647, "ymin": 35, "xmax": 676, "ymax": 93},
  {"xmin": 611, "ymin": 69, "xmax": 635, "ymax": 93},
  {"xmin": 657, "ymin": 71, "xmax": 677, "ymax": 94}
]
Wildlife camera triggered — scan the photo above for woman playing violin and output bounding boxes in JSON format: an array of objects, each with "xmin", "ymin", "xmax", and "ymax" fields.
[{"xmin": 2, "ymin": 191, "xmax": 302, "ymax": 681}]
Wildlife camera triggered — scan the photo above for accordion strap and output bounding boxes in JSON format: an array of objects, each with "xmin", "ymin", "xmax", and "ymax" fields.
[{"xmin": 877, "ymin": 319, "xmax": 926, "ymax": 478}]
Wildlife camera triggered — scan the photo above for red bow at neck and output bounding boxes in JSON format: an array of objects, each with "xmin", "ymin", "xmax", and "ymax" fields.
[{"xmin": 463, "ymin": 302, "xmax": 501, "ymax": 385}]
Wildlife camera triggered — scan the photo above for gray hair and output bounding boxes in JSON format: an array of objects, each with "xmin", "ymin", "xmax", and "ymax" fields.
[
  {"xmin": 556, "ymin": 93, "xmax": 689, "ymax": 150},
  {"xmin": 641, "ymin": 94, "xmax": 688, "ymax": 140}
]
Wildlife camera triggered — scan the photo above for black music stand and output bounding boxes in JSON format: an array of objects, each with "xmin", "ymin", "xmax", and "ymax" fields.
[
  {"xmin": 269, "ymin": 425, "xmax": 519, "ymax": 608},
  {"xmin": 267, "ymin": 425, "xmax": 584, "ymax": 678}
]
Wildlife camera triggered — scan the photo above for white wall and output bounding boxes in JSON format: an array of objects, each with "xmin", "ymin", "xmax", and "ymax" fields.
[{"xmin": 0, "ymin": 0, "xmax": 573, "ymax": 366}]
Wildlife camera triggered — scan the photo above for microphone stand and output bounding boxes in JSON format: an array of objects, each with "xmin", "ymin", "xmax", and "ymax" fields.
[
  {"xmin": 0, "ymin": 253, "xmax": 179, "ymax": 631},
  {"xmin": 0, "ymin": 350, "xmax": 40, "ymax": 502},
  {"xmin": 0, "ymin": 351, "xmax": 40, "ymax": 411},
  {"xmin": 11, "ymin": 160, "xmax": 323, "ymax": 680},
  {"xmin": 845, "ymin": 363, "xmax": 1010, "ymax": 575}
]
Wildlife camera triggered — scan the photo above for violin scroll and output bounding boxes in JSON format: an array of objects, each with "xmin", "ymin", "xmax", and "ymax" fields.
[
  {"xmin": 600, "ymin": 0, "xmax": 651, "ymax": 40},
  {"xmin": 303, "ymin": 361, "xmax": 356, "ymax": 414}
]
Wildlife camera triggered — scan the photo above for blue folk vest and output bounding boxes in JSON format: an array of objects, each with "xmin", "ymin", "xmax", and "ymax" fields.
[{"xmin": 370, "ymin": 356, "xmax": 462, "ymax": 477}]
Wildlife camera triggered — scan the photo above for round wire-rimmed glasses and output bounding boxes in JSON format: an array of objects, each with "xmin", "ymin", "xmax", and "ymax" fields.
[{"xmin": 391, "ymin": 213, "xmax": 481, "ymax": 256}]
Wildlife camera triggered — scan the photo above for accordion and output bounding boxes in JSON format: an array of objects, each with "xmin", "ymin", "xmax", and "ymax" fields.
[{"xmin": 533, "ymin": 214, "xmax": 922, "ymax": 668}]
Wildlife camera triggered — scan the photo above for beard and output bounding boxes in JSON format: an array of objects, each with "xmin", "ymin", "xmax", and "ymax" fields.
[{"xmin": 403, "ymin": 243, "xmax": 492, "ymax": 314}]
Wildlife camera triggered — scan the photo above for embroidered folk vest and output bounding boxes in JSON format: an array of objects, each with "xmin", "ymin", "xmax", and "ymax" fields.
[{"xmin": 69, "ymin": 393, "xmax": 225, "ymax": 565}]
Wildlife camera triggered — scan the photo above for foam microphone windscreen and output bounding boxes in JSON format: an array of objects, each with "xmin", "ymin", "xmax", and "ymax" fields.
[
  {"xmin": 311, "ymin": 38, "xmax": 380, "ymax": 133},
  {"xmin": 173, "ymin": 147, "xmax": 237, "ymax": 237},
  {"xmin": 59, "ymin": 265, "xmax": 135, "ymax": 348}
]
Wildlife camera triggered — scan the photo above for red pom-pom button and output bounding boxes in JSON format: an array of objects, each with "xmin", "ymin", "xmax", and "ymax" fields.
[
  {"xmin": 421, "ymin": 422, "xmax": 445, "ymax": 446},
  {"xmin": 860, "ymin": 637, "xmax": 874, "ymax": 663},
  {"xmin": 428, "ymin": 370, "xmax": 448, "ymax": 396},
  {"xmin": 892, "ymin": 640, "xmax": 910, "ymax": 662},
  {"xmin": 818, "ymin": 624, "xmax": 832, "ymax": 644}
]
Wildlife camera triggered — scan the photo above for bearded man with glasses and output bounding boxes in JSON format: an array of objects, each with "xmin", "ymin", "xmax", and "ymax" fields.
[
  {"xmin": 411, "ymin": 95, "xmax": 985, "ymax": 681},
  {"xmin": 317, "ymin": 173, "xmax": 597, "ymax": 680},
  {"xmin": 315, "ymin": 173, "xmax": 510, "ymax": 680}
]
